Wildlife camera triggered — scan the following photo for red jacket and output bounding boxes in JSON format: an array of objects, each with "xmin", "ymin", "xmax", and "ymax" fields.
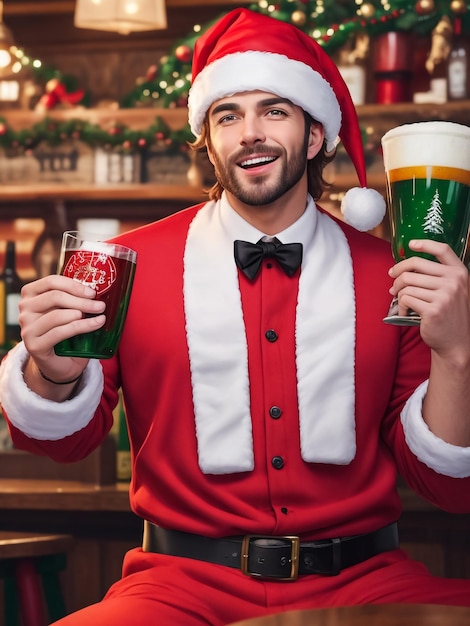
[{"xmin": 5, "ymin": 201, "xmax": 470, "ymax": 541}]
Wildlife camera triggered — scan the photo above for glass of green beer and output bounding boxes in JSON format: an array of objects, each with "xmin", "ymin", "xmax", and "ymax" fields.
[
  {"xmin": 381, "ymin": 121, "xmax": 470, "ymax": 325},
  {"xmin": 54, "ymin": 230, "xmax": 137, "ymax": 359}
]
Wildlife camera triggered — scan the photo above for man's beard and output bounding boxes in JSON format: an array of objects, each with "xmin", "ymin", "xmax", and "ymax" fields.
[{"xmin": 211, "ymin": 139, "xmax": 309, "ymax": 207}]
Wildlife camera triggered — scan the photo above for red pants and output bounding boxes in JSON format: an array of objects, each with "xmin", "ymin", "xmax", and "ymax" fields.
[{"xmin": 53, "ymin": 548, "xmax": 470, "ymax": 625}]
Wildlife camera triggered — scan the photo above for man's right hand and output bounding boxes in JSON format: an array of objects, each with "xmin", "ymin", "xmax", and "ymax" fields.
[{"xmin": 18, "ymin": 275, "xmax": 106, "ymax": 398}]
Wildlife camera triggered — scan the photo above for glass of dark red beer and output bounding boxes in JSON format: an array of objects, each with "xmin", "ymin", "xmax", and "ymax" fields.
[{"xmin": 54, "ymin": 230, "xmax": 137, "ymax": 359}]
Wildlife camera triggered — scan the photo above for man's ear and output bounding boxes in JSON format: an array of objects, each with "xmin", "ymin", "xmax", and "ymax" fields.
[
  {"xmin": 307, "ymin": 123, "xmax": 325, "ymax": 160},
  {"xmin": 206, "ymin": 143, "xmax": 215, "ymax": 166}
]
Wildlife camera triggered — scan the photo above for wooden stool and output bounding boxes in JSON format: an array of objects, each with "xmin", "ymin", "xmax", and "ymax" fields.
[{"xmin": 0, "ymin": 531, "xmax": 74, "ymax": 626}]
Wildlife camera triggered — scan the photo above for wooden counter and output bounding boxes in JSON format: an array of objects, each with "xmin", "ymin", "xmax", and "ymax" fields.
[
  {"xmin": 0, "ymin": 479, "xmax": 468, "ymax": 622},
  {"xmin": 0, "ymin": 478, "xmax": 131, "ymax": 512},
  {"xmin": 229, "ymin": 604, "xmax": 470, "ymax": 626}
]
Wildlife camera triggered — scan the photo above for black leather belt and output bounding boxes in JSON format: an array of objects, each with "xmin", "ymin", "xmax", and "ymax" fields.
[{"xmin": 142, "ymin": 521, "xmax": 399, "ymax": 580}]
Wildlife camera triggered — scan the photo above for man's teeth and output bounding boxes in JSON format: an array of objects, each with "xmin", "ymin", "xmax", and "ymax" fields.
[{"xmin": 240, "ymin": 156, "xmax": 276, "ymax": 168}]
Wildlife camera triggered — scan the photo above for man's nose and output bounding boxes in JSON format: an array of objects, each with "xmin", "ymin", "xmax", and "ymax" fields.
[{"xmin": 240, "ymin": 115, "xmax": 266, "ymax": 145}]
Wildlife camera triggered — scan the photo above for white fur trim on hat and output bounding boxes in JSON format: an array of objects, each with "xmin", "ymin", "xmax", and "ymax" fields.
[
  {"xmin": 341, "ymin": 187, "xmax": 387, "ymax": 232},
  {"xmin": 188, "ymin": 50, "xmax": 341, "ymax": 151}
]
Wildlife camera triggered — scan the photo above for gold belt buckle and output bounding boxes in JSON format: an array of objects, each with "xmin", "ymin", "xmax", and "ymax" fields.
[{"xmin": 241, "ymin": 535, "xmax": 301, "ymax": 580}]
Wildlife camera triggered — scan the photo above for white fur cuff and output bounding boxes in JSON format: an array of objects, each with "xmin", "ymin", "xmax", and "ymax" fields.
[
  {"xmin": 0, "ymin": 342, "xmax": 104, "ymax": 441},
  {"xmin": 401, "ymin": 380, "xmax": 470, "ymax": 478}
]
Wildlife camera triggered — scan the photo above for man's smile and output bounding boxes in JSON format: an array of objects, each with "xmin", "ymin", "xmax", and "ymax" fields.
[{"xmin": 239, "ymin": 155, "xmax": 278, "ymax": 169}]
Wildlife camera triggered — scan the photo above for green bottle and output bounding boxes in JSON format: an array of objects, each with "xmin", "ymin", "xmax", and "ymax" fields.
[
  {"xmin": 0, "ymin": 241, "xmax": 24, "ymax": 352},
  {"xmin": 116, "ymin": 392, "xmax": 131, "ymax": 482}
]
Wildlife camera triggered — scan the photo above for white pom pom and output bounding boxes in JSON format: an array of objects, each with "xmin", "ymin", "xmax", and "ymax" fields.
[{"xmin": 340, "ymin": 187, "xmax": 387, "ymax": 232}]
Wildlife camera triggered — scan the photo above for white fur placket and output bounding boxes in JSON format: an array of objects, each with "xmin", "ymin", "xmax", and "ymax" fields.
[{"xmin": 183, "ymin": 194, "xmax": 356, "ymax": 474}]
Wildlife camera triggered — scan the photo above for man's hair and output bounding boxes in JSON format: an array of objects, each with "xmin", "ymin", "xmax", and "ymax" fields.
[{"xmin": 189, "ymin": 111, "xmax": 335, "ymax": 202}]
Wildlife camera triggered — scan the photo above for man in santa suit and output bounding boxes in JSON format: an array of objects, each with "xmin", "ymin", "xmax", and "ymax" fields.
[{"xmin": 1, "ymin": 8, "xmax": 470, "ymax": 625}]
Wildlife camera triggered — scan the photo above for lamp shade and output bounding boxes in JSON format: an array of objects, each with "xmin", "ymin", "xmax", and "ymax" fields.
[{"xmin": 74, "ymin": 0, "xmax": 167, "ymax": 35}]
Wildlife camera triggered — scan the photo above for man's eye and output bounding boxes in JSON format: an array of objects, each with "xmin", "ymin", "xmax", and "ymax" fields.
[
  {"xmin": 267, "ymin": 109, "xmax": 287, "ymax": 117},
  {"xmin": 218, "ymin": 114, "xmax": 237, "ymax": 124}
]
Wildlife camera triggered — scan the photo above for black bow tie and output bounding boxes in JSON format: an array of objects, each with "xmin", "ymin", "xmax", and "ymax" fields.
[{"xmin": 234, "ymin": 238, "xmax": 303, "ymax": 281}]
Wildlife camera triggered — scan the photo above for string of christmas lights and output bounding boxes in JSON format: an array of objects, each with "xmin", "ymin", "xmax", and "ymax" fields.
[{"xmin": 120, "ymin": 0, "xmax": 469, "ymax": 110}]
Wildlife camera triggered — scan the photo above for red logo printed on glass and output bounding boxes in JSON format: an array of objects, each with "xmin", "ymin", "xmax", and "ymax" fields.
[{"xmin": 63, "ymin": 250, "xmax": 117, "ymax": 296}]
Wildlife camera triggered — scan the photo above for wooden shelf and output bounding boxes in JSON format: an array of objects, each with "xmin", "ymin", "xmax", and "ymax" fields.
[
  {"xmin": 0, "ymin": 106, "xmax": 189, "ymax": 131},
  {"xmin": 0, "ymin": 183, "xmax": 206, "ymax": 203},
  {"xmin": 325, "ymin": 172, "xmax": 387, "ymax": 194},
  {"xmin": 357, "ymin": 100, "xmax": 470, "ymax": 124},
  {"xmin": 0, "ymin": 101, "xmax": 470, "ymax": 207},
  {"xmin": 2, "ymin": 100, "xmax": 469, "ymax": 130}
]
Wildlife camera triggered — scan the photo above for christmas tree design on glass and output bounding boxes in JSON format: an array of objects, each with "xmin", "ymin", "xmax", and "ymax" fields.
[{"xmin": 422, "ymin": 189, "xmax": 445, "ymax": 235}]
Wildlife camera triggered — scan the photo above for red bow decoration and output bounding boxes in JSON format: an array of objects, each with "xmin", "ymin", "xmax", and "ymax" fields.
[{"xmin": 36, "ymin": 78, "xmax": 85, "ymax": 111}]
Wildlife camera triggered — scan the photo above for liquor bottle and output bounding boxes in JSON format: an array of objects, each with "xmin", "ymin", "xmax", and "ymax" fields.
[
  {"xmin": 116, "ymin": 391, "xmax": 132, "ymax": 482},
  {"xmin": 0, "ymin": 240, "xmax": 24, "ymax": 351},
  {"xmin": 337, "ymin": 40, "xmax": 366, "ymax": 106},
  {"xmin": 31, "ymin": 201, "xmax": 69, "ymax": 278},
  {"xmin": 447, "ymin": 18, "xmax": 470, "ymax": 101}
]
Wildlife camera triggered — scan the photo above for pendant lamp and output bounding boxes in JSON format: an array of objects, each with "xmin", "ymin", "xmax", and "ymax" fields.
[{"xmin": 74, "ymin": 0, "xmax": 167, "ymax": 35}]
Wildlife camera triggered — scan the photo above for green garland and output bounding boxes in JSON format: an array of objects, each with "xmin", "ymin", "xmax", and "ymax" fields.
[
  {"xmin": 0, "ymin": 115, "xmax": 195, "ymax": 154},
  {"xmin": 120, "ymin": 0, "xmax": 470, "ymax": 109}
]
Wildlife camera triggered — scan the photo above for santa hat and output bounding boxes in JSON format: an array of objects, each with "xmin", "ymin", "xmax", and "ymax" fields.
[{"xmin": 188, "ymin": 8, "xmax": 386, "ymax": 232}]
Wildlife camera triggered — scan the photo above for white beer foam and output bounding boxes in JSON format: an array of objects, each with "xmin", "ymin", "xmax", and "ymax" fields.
[{"xmin": 382, "ymin": 121, "xmax": 470, "ymax": 171}]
